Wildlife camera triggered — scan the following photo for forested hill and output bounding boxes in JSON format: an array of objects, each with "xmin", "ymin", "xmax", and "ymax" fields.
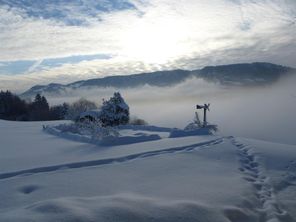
[{"xmin": 22, "ymin": 62, "xmax": 294, "ymax": 97}]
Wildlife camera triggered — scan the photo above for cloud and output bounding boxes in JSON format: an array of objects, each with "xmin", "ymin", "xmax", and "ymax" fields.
[
  {"xmin": 26, "ymin": 59, "xmax": 43, "ymax": 73},
  {"xmin": 0, "ymin": 0, "xmax": 136, "ymax": 25},
  {"xmin": 0, "ymin": 57, "xmax": 178, "ymax": 92},
  {"xmin": 0, "ymin": 0, "xmax": 295, "ymax": 91}
]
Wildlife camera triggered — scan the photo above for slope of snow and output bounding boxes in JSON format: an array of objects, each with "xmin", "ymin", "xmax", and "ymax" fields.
[{"xmin": 0, "ymin": 120, "xmax": 296, "ymax": 221}]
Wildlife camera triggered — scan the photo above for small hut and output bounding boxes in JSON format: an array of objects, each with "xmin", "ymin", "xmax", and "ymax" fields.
[{"xmin": 78, "ymin": 110, "xmax": 101, "ymax": 123}]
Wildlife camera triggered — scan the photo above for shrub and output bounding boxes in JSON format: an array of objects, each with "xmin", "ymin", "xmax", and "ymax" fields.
[{"xmin": 129, "ymin": 117, "xmax": 148, "ymax": 125}]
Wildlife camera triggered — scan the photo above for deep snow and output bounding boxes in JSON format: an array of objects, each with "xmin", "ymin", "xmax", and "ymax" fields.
[{"xmin": 0, "ymin": 120, "xmax": 296, "ymax": 221}]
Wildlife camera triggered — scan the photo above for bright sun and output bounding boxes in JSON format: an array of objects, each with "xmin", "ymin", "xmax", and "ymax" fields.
[{"xmin": 121, "ymin": 18, "xmax": 187, "ymax": 64}]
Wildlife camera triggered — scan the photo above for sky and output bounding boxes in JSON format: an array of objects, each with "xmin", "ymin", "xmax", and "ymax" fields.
[{"xmin": 0, "ymin": 0, "xmax": 296, "ymax": 92}]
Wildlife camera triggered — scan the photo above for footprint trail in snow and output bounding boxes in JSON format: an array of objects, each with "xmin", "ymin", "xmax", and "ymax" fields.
[{"xmin": 231, "ymin": 137, "xmax": 291, "ymax": 222}]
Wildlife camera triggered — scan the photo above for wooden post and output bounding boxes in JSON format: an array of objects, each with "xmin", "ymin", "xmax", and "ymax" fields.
[
  {"xmin": 203, "ymin": 106, "xmax": 207, "ymax": 127},
  {"xmin": 196, "ymin": 103, "xmax": 210, "ymax": 127}
]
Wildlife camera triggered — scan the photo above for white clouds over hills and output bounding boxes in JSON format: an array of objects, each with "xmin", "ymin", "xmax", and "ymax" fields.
[{"xmin": 0, "ymin": 0, "xmax": 295, "ymax": 90}]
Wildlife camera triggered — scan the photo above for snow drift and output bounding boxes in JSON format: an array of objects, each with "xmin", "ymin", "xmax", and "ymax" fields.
[{"xmin": 1, "ymin": 120, "xmax": 296, "ymax": 221}]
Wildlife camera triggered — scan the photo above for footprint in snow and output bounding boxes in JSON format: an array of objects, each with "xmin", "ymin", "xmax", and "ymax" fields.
[{"xmin": 18, "ymin": 185, "xmax": 41, "ymax": 194}]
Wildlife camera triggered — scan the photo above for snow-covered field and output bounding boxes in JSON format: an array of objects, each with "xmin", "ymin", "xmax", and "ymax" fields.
[{"xmin": 1, "ymin": 119, "xmax": 296, "ymax": 221}]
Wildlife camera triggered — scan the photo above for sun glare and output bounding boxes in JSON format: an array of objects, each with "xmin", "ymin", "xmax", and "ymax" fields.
[{"xmin": 121, "ymin": 19, "xmax": 187, "ymax": 64}]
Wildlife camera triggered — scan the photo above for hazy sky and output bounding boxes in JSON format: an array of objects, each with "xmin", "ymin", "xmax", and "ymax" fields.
[{"xmin": 0, "ymin": 0, "xmax": 295, "ymax": 91}]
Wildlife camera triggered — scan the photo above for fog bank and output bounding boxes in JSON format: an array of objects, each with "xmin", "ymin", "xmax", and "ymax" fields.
[{"xmin": 48, "ymin": 75, "xmax": 296, "ymax": 145}]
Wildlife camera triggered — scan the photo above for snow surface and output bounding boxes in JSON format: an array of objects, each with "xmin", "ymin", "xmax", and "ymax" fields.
[{"xmin": 0, "ymin": 120, "xmax": 296, "ymax": 221}]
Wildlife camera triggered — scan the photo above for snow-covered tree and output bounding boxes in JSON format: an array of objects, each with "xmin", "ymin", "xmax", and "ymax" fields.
[
  {"xmin": 99, "ymin": 92, "xmax": 129, "ymax": 127},
  {"xmin": 66, "ymin": 98, "xmax": 97, "ymax": 121}
]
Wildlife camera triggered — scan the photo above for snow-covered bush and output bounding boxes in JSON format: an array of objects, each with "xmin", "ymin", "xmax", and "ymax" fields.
[
  {"xmin": 52, "ymin": 119, "xmax": 120, "ymax": 140},
  {"xmin": 184, "ymin": 112, "xmax": 203, "ymax": 130},
  {"xmin": 184, "ymin": 122, "xmax": 200, "ymax": 131},
  {"xmin": 54, "ymin": 123, "xmax": 81, "ymax": 134},
  {"xmin": 184, "ymin": 113, "xmax": 218, "ymax": 134},
  {"xmin": 99, "ymin": 92, "xmax": 129, "ymax": 127},
  {"xmin": 90, "ymin": 124, "xmax": 120, "ymax": 140},
  {"xmin": 129, "ymin": 117, "xmax": 148, "ymax": 125},
  {"xmin": 184, "ymin": 121, "xmax": 218, "ymax": 133}
]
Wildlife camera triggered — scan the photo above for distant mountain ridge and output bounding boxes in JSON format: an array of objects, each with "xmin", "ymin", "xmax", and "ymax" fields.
[{"xmin": 22, "ymin": 62, "xmax": 294, "ymax": 97}]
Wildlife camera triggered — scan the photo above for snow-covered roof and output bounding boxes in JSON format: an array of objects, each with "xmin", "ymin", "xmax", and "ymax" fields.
[{"xmin": 79, "ymin": 109, "xmax": 101, "ymax": 119}]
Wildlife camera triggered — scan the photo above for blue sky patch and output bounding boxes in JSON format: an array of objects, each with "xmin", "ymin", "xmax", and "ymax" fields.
[
  {"xmin": 0, "ymin": 60, "xmax": 35, "ymax": 75},
  {"xmin": 0, "ymin": 54, "xmax": 112, "ymax": 75}
]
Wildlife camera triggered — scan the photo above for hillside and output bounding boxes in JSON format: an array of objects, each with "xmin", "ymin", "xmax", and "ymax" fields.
[{"xmin": 21, "ymin": 62, "xmax": 293, "ymax": 97}]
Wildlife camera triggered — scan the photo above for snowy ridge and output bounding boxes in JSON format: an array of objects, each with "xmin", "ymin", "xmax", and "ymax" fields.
[
  {"xmin": 0, "ymin": 137, "xmax": 224, "ymax": 181},
  {"xmin": 117, "ymin": 124, "xmax": 173, "ymax": 132},
  {"xmin": 231, "ymin": 137, "xmax": 292, "ymax": 222},
  {"xmin": 44, "ymin": 125, "xmax": 162, "ymax": 146}
]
